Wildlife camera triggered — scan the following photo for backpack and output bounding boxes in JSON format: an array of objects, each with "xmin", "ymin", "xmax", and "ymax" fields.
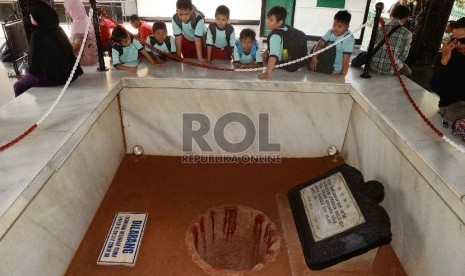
[
  {"xmin": 208, "ymin": 24, "xmax": 234, "ymax": 46},
  {"xmin": 149, "ymin": 36, "xmax": 172, "ymax": 52},
  {"xmin": 173, "ymin": 11, "xmax": 204, "ymax": 31},
  {"xmin": 235, "ymin": 40, "xmax": 258, "ymax": 61},
  {"xmin": 111, "ymin": 37, "xmax": 135, "ymax": 58},
  {"xmin": 452, "ymin": 119, "xmax": 465, "ymax": 137},
  {"xmin": 267, "ymin": 24, "xmax": 308, "ymax": 72},
  {"xmin": 149, "ymin": 36, "xmax": 173, "ymax": 60}
]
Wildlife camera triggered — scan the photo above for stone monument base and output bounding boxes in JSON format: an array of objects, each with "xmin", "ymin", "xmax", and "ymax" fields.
[{"xmin": 276, "ymin": 194, "xmax": 378, "ymax": 274}]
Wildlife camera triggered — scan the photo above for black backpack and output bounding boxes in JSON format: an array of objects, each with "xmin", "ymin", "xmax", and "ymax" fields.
[
  {"xmin": 149, "ymin": 36, "xmax": 173, "ymax": 60},
  {"xmin": 149, "ymin": 36, "xmax": 172, "ymax": 52},
  {"xmin": 111, "ymin": 37, "xmax": 135, "ymax": 58},
  {"xmin": 267, "ymin": 25, "xmax": 308, "ymax": 72},
  {"xmin": 208, "ymin": 23, "xmax": 234, "ymax": 46}
]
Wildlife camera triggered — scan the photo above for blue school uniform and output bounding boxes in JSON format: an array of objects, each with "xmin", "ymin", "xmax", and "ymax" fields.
[
  {"xmin": 267, "ymin": 25, "xmax": 288, "ymax": 61},
  {"xmin": 321, "ymin": 29, "xmax": 355, "ymax": 72},
  {"xmin": 145, "ymin": 36, "xmax": 176, "ymax": 57},
  {"xmin": 172, "ymin": 11, "xmax": 206, "ymax": 41},
  {"xmin": 206, "ymin": 24, "xmax": 236, "ymax": 49},
  {"xmin": 233, "ymin": 42, "xmax": 263, "ymax": 64},
  {"xmin": 111, "ymin": 38, "xmax": 144, "ymax": 66}
]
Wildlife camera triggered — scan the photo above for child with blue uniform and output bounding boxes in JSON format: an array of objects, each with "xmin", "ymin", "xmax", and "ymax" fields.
[
  {"xmin": 233, "ymin": 28, "xmax": 263, "ymax": 69},
  {"xmin": 206, "ymin": 5, "xmax": 235, "ymax": 61},
  {"xmin": 111, "ymin": 25, "xmax": 156, "ymax": 73},
  {"xmin": 259, "ymin": 6, "xmax": 287, "ymax": 80},
  {"xmin": 172, "ymin": 0, "xmax": 206, "ymax": 61},
  {"xmin": 309, "ymin": 10, "xmax": 355, "ymax": 78},
  {"xmin": 146, "ymin": 21, "xmax": 176, "ymax": 62}
]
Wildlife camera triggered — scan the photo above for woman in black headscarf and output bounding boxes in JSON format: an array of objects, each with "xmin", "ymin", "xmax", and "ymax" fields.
[{"xmin": 13, "ymin": 0, "xmax": 83, "ymax": 97}]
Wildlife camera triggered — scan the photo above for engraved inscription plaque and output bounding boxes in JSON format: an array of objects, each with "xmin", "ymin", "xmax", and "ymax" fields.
[
  {"xmin": 300, "ymin": 172, "xmax": 365, "ymax": 241},
  {"xmin": 288, "ymin": 164, "xmax": 392, "ymax": 270}
]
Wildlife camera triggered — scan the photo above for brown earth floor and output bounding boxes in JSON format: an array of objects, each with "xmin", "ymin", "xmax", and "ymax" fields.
[{"xmin": 66, "ymin": 155, "xmax": 406, "ymax": 276}]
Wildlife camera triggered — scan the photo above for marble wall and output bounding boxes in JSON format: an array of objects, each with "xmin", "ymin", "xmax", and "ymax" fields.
[
  {"xmin": 120, "ymin": 79, "xmax": 353, "ymax": 158},
  {"xmin": 0, "ymin": 99, "xmax": 125, "ymax": 276},
  {"xmin": 344, "ymin": 101, "xmax": 465, "ymax": 276}
]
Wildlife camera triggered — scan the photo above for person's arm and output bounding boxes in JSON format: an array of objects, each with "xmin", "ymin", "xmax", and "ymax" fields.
[
  {"xmin": 258, "ymin": 56, "xmax": 277, "ymax": 80},
  {"xmin": 310, "ymin": 40, "xmax": 325, "ymax": 71},
  {"xmin": 141, "ymin": 49, "xmax": 157, "ymax": 65},
  {"xmin": 430, "ymin": 40, "xmax": 455, "ymax": 94},
  {"xmin": 193, "ymin": 18, "xmax": 206, "ymax": 62},
  {"xmin": 206, "ymin": 27, "xmax": 213, "ymax": 62},
  {"xmin": 195, "ymin": 37, "xmax": 205, "ymax": 62},
  {"xmin": 398, "ymin": 31, "xmax": 412, "ymax": 62},
  {"xmin": 175, "ymin": 36, "xmax": 183, "ymax": 57},
  {"xmin": 335, "ymin": 54, "xmax": 351, "ymax": 78},
  {"xmin": 114, "ymin": 64, "xmax": 137, "ymax": 73}
]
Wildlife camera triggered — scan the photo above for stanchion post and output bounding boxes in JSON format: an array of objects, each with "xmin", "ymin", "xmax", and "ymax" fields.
[
  {"xmin": 361, "ymin": 2, "xmax": 384, "ymax": 78},
  {"xmin": 89, "ymin": 0, "xmax": 108, "ymax": 71}
]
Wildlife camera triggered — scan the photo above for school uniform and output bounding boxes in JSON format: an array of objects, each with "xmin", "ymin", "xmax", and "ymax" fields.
[
  {"xmin": 321, "ymin": 29, "xmax": 355, "ymax": 73},
  {"xmin": 172, "ymin": 11, "xmax": 206, "ymax": 58},
  {"xmin": 111, "ymin": 38, "xmax": 144, "ymax": 66},
  {"xmin": 267, "ymin": 25, "xmax": 287, "ymax": 61},
  {"xmin": 233, "ymin": 43, "xmax": 263, "ymax": 65},
  {"xmin": 206, "ymin": 23, "xmax": 235, "ymax": 60},
  {"xmin": 145, "ymin": 36, "xmax": 176, "ymax": 60}
]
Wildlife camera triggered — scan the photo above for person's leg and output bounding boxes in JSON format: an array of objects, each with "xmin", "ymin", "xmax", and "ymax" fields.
[
  {"xmin": 14, "ymin": 74, "xmax": 65, "ymax": 97},
  {"xmin": 211, "ymin": 47, "xmax": 229, "ymax": 60},
  {"xmin": 13, "ymin": 74, "xmax": 40, "ymax": 97},
  {"xmin": 181, "ymin": 36, "xmax": 197, "ymax": 58},
  {"xmin": 439, "ymin": 101, "xmax": 465, "ymax": 121},
  {"xmin": 399, "ymin": 63, "xmax": 412, "ymax": 76}
]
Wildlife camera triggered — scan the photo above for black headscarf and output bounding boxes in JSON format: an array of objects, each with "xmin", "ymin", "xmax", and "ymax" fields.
[{"xmin": 28, "ymin": 1, "xmax": 83, "ymax": 81}]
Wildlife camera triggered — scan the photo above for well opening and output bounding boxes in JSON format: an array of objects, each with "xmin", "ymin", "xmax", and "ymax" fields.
[{"xmin": 186, "ymin": 205, "xmax": 281, "ymax": 275}]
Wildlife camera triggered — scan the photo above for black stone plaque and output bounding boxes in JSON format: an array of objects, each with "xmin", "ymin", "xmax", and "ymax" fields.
[{"xmin": 288, "ymin": 164, "xmax": 392, "ymax": 270}]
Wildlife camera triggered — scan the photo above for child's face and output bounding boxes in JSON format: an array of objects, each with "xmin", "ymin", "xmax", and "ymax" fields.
[
  {"xmin": 332, "ymin": 20, "xmax": 349, "ymax": 36},
  {"xmin": 154, "ymin": 29, "xmax": 167, "ymax": 44},
  {"xmin": 266, "ymin": 15, "xmax": 282, "ymax": 31},
  {"xmin": 240, "ymin": 37, "xmax": 255, "ymax": 53},
  {"xmin": 119, "ymin": 37, "xmax": 131, "ymax": 47},
  {"xmin": 215, "ymin": 14, "xmax": 228, "ymax": 29},
  {"xmin": 130, "ymin": 20, "xmax": 141, "ymax": 29},
  {"xmin": 176, "ymin": 8, "xmax": 192, "ymax": 24}
]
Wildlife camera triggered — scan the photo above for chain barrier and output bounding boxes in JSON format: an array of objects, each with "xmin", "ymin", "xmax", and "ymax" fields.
[
  {"xmin": 379, "ymin": 18, "xmax": 465, "ymax": 153},
  {"xmin": 0, "ymin": 8, "xmax": 93, "ymax": 152}
]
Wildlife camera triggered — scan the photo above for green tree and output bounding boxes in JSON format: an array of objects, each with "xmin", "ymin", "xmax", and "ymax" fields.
[{"xmin": 456, "ymin": 0, "xmax": 465, "ymax": 8}]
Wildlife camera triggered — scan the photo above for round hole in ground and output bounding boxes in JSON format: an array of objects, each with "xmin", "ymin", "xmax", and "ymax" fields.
[{"xmin": 185, "ymin": 205, "xmax": 281, "ymax": 275}]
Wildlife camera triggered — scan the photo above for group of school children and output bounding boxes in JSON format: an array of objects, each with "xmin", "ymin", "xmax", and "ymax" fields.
[{"xmin": 110, "ymin": 0, "xmax": 355, "ymax": 80}]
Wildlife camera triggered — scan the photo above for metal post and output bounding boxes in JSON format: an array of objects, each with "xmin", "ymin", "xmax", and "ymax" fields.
[
  {"xmin": 361, "ymin": 2, "xmax": 384, "ymax": 78},
  {"xmin": 89, "ymin": 0, "xmax": 108, "ymax": 71}
]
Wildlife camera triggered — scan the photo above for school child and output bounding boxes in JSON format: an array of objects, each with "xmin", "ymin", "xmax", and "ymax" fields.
[
  {"xmin": 233, "ymin": 28, "xmax": 263, "ymax": 69},
  {"xmin": 97, "ymin": 8, "xmax": 117, "ymax": 52},
  {"xmin": 258, "ymin": 6, "xmax": 287, "ymax": 80},
  {"xmin": 206, "ymin": 5, "xmax": 235, "ymax": 62},
  {"xmin": 146, "ymin": 21, "xmax": 176, "ymax": 63},
  {"xmin": 129, "ymin": 14, "xmax": 153, "ymax": 44},
  {"xmin": 111, "ymin": 25, "xmax": 156, "ymax": 73},
  {"xmin": 309, "ymin": 10, "xmax": 355, "ymax": 78},
  {"xmin": 172, "ymin": 0, "xmax": 207, "ymax": 61}
]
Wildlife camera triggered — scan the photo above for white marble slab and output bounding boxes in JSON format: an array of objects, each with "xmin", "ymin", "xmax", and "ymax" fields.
[
  {"xmin": 344, "ymin": 102, "xmax": 465, "ymax": 276},
  {"xmin": 120, "ymin": 82, "xmax": 353, "ymax": 157},
  {"xmin": 0, "ymin": 99, "xmax": 124, "ymax": 276}
]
